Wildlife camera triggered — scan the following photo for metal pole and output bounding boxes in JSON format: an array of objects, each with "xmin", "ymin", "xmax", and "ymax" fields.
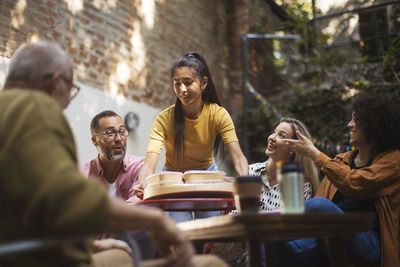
[
  {"xmin": 241, "ymin": 35, "xmax": 250, "ymax": 160},
  {"xmin": 311, "ymin": 0, "xmax": 317, "ymax": 46},
  {"xmin": 240, "ymin": 33, "xmax": 300, "ymax": 161},
  {"xmin": 371, "ymin": 9, "xmax": 379, "ymax": 57},
  {"xmin": 311, "ymin": 0, "xmax": 396, "ymax": 22},
  {"xmin": 244, "ymin": 33, "xmax": 300, "ymax": 40}
]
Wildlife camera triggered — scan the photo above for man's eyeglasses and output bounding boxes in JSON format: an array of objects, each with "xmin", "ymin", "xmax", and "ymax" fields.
[
  {"xmin": 43, "ymin": 73, "xmax": 80, "ymax": 100},
  {"xmin": 60, "ymin": 76, "xmax": 80, "ymax": 100},
  {"xmin": 94, "ymin": 129, "xmax": 129, "ymax": 140}
]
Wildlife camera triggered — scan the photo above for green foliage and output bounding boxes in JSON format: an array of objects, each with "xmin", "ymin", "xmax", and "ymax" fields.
[
  {"xmin": 242, "ymin": 87, "xmax": 351, "ymax": 163},
  {"xmin": 246, "ymin": 102, "xmax": 275, "ymax": 160},
  {"xmin": 242, "ymin": 1, "xmax": 400, "ymax": 163},
  {"xmin": 284, "ymin": 86, "xmax": 351, "ymax": 158},
  {"xmin": 381, "ymin": 3, "xmax": 400, "ymax": 82}
]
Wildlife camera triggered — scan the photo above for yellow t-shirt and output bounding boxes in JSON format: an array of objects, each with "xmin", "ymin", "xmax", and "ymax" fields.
[{"xmin": 147, "ymin": 103, "xmax": 238, "ymax": 171}]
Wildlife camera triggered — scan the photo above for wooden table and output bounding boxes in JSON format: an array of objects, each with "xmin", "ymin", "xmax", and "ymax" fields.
[
  {"xmin": 138, "ymin": 198, "xmax": 235, "ymax": 212},
  {"xmin": 177, "ymin": 212, "xmax": 375, "ymax": 267}
]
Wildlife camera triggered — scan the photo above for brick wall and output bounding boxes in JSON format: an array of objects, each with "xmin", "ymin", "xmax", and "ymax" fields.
[
  {"xmin": 0, "ymin": 0, "xmax": 227, "ymax": 106},
  {"xmin": 0, "ymin": 0, "xmax": 285, "ymax": 120},
  {"xmin": 225, "ymin": 0, "xmax": 286, "ymax": 119},
  {"xmin": 249, "ymin": 0, "xmax": 285, "ymax": 32},
  {"xmin": 225, "ymin": 0, "xmax": 250, "ymax": 118}
]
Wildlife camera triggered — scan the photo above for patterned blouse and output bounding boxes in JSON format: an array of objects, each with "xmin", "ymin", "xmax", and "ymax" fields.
[{"xmin": 249, "ymin": 161, "xmax": 313, "ymax": 211}]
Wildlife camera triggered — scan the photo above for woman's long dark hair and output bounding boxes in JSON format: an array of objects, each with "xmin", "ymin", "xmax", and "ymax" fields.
[{"xmin": 171, "ymin": 52, "xmax": 224, "ymax": 161}]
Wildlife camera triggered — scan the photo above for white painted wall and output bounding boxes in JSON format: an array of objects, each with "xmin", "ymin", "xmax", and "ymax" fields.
[
  {"xmin": 0, "ymin": 56, "xmax": 165, "ymax": 170},
  {"xmin": 0, "ymin": 56, "xmax": 9, "ymax": 89}
]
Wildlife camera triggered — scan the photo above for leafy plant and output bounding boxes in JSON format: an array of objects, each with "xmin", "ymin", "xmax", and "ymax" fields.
[
  {"xmin": 381, "ymin": 2, "xmax": 400, "ymax": 83},
  {"xmin": 240, "ymin": 1, "xmax": 400, "ymax": 163}
]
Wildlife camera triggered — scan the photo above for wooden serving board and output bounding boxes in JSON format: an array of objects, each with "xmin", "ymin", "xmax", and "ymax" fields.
[{"xmin": 143, "ymin": 183, "xmax": 234, "ymax": 200}]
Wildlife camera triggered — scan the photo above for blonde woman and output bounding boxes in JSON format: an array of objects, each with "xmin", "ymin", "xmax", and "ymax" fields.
[
  {"xmin": 211, "ymin": 118, "xmax": 319, "ymax": 266},
  {"xmin": 252, "ymin": 117, "xmax": 319, "ymax": 212}
]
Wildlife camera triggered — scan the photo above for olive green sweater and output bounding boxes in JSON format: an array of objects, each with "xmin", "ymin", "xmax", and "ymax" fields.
[{"xmin": 0, "ymin": 89, "xmax": 110, "ymax": 266}]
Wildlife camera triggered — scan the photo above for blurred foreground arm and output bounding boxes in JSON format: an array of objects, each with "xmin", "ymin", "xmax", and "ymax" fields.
[{"xmin": 106, "ymin": 198, "xmax": 194, "ymax": 267}]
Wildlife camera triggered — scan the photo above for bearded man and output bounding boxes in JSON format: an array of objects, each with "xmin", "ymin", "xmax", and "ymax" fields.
[{"xmin": 80, "ymin": 110, "xmax": 144, "ymax": 203}]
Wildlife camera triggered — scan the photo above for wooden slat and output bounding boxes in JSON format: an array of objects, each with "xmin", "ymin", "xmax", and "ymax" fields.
[{"xmin": 178, "ymin": 213, "xmax": 375, "ymax": 242}]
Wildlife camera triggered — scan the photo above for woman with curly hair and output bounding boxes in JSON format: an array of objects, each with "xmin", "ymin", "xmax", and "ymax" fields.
[{"xmin": 282, "ymin": 93, "xmax": 400, "ymax": 267}]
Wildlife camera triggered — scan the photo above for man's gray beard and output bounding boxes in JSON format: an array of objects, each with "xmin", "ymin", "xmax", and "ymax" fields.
[
  {"xmin": 110, "ymin": 152, "xmax": 125, "ymax": 162},
  {"xmin": 104, "ymin": 150, "xmax": 125, "ymax": 162}
]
